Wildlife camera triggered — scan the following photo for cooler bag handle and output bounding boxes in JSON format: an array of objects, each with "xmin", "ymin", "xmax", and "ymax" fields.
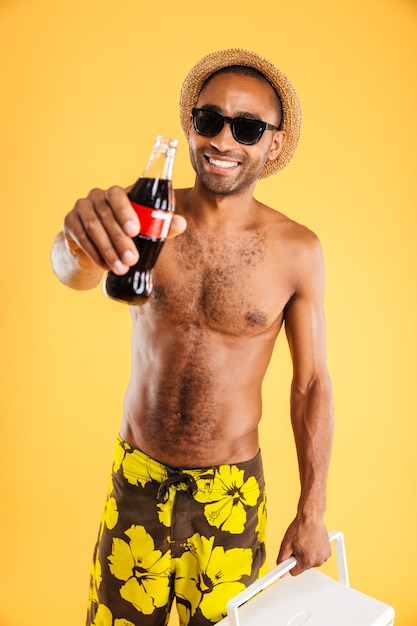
[{"xmin": 226, "ymin": 530, "xmax": 350, "ymax": 626}]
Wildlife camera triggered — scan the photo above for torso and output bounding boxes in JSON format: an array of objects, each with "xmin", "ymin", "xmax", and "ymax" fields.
[{"xmin": 121, "ymin": 188, "xmax": 307, "ymax": 468}]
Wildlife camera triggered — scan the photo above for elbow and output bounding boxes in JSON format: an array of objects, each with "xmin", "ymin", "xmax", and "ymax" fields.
[
  {"xmin": 290, "ymin": 370, "xmax": 334, "ymax": 430},
  {"xmin": 291, "ymin": 369, "xmax": 333, "ymax": 399}
]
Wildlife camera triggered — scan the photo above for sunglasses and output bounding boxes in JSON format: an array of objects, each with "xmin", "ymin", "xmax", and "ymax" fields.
[{"xmin": 191, "ymin": 107, "xmax": 279, "ymax": 145}]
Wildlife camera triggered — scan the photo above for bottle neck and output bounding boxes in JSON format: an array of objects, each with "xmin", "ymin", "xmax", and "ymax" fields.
[{"xmin": 142, "ymin": 136, "xmax": 178, "ymax": 181}]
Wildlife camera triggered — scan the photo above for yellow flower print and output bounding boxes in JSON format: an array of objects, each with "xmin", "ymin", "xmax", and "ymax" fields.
[
  {"xmin": 113, "ymin": 438, "xmax": 152, "ymax": 488},
  {"xmin": 196, "ymin": 466, "xmax": 260, "ymax": 534},
  {"xmin": 122, "ymin": 451, "xmax": 152, "ymax": 488},
  {"xmin": 99, "ymin": 477, "xmax": 119, "ymax": 538},
  {"xmin": 90, "ymin": 603, "xmax": 136, "ymax": 626},
  {"xmin": 113, "ymin": 438, "xmax": 130, "ymax": 473},
  {"xmin": 87, "ymin": 556, "xmax": 102, "ymax": 610},
  {"xmin": 104, "ymin": 495, "xmax": 119, "ymax": 531},
  {"xmin": 157, "ymin": 488, "xmax": 175, "ymax": 527},
  {"xmin": 175, "ymin": 534, "xmax": 253, "ymax": 622},
  {"xmin": 255, "ymin": 486, "xmax": 267, "ymax": 544},
  {"xmin": 176, "ymin": 599, "xmax": 191, "ymax": 626},
  {"xmin": 91, "ymin": 603, "xmax": 112, "ymax": 626},
  {"xmin": 108, "ymin": 525, "xmax": 171, "ymax": 615}
]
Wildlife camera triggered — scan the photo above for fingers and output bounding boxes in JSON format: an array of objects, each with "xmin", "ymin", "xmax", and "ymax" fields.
[
  {"xmin": 105, "ymin": 186, "xmax": 139, "ymax": 238},
  {"xmin": 276, "ymin": 519, "xmax": 332, "ymax": 576},
  {"xmin": 63, "ymin": 185, "xmax": 187, "ymax": 275},
  {"xmin": 288, "ymin": 551, "xmax": 311, "ymax": 576},
  {"xmin": 276, "ymin": 542, "xmax": 294, "ymax": 565},
  {"xmin": 278, "ymin": 545, "xmax": 322, "ymax": 576},
  {"xmin": 63, "ymin": 186, "xmax": 140, "ymax": 275},
  {"xmin": 290, "ymin": 541, "xmax": 331, "ymax": 576},
  {"xmin": 290, "ymin": 539, "xmax": 331, "ymax": 576}
]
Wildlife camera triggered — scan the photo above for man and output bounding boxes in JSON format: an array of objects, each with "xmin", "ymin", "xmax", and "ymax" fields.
[{"xmin": 52, "ymin": 49, "xmax": 334, "ymax": 626}]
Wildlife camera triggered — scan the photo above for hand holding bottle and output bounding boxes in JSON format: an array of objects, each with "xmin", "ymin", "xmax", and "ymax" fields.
[
  {"xmin": 56, "ymin": 184, "xmax": 186, "ymax": 295},
  {"xmin": 62, "ymin": 185, "xmax": 140, "ymax": 275},
  {"xmin": 56, "ymin": 136, "xmax": 185, "ymax": 298},
  {"xmin": 62, "ymin": 185, "xmax": 186, "ymax": 275}
]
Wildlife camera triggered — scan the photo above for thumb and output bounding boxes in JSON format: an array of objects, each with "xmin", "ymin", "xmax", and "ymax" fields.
[
  {"xmin": 168, "ymin": 214, "xmax": 187, "ymax": 239},
  {"xmin": 276, "ymin": 541, "xmax": 294, "ymax": 565}
]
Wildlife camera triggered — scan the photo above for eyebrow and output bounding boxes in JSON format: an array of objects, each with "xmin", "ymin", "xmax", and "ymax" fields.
[{"xmin": 198, "ymin": 104, "xmax": 262, "ymax": 121}]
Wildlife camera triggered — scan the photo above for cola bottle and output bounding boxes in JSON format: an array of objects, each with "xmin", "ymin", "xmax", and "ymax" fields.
[{"xmin": 104, "ymin": 135, "xmax": 178, "ymax": 304}]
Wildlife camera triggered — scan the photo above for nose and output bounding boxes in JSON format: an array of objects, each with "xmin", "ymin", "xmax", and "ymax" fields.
[{"xmin": 209, "ymin": 121, "xmax": 239, "ymax": 151}]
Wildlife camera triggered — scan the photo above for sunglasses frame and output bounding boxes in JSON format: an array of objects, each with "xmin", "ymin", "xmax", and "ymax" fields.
[{"xmin": 191, "ymin": 107, "xmax": 279, "ymax": 145}]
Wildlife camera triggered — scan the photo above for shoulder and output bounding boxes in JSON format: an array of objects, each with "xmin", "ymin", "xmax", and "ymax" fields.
[
  {"xmin": 263, "ymin": 203, "xmax": 322, "ymax": 257},
  {"xmin": 262, "ymin": 205, "xmax": 325, "ymax": 296}
]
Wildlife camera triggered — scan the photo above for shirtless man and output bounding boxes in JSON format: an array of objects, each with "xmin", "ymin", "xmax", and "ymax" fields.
[{"xmin": 52, "ymin": 49, "xmax": 333, "ymax": 626}]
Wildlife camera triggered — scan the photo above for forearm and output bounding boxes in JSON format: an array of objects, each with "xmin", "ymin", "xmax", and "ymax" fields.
[
  {"xmin": 290, "ymin": 373, "xmax": 334, "ymax": 518},
  {"xmin": 51, "ymin": 232, "xmax": 104, "ymax": 290}
]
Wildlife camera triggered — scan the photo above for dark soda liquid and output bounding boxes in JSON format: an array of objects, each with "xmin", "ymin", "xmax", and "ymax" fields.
[{"xmin": 104, "ymin": 177, "xmax": 173, "ymax": 305}]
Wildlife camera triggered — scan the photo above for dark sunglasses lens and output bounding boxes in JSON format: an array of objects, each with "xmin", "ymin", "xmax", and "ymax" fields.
[
  {"xmin": 192, "ymin": 109, "xmax": 267, "ymax": 145},
  {"xmin": 194, "ymin": 110, "xmax": 223, "ymax": 136},
  {"xmin": 233, "ymin": 119, "xmax": 264, "ymax": 145}
]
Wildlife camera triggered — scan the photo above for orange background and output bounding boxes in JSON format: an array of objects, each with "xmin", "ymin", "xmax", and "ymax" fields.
[{"xmin": 0, "ymin": 0, "xmax": 416, "ymax": 624}]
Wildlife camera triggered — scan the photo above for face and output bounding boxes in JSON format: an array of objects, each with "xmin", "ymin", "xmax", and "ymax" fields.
[{"xmin": 188, "ymin": 72, "xmax": 286, "ymax": 196}]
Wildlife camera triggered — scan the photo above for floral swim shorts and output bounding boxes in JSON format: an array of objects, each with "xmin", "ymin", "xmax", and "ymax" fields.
[{"xmin": 87, "ymin": 435, "xmax": 267, "ymax": 626}]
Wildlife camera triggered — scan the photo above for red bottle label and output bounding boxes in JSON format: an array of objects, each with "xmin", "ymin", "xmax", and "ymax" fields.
[{"xmin": 130, "ymin": 202, "xmax": 173, "ymax": 240}]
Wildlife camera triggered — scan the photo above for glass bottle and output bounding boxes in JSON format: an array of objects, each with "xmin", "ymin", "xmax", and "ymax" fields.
[{"xmin": 104, "ymin": 135, "xmax": 178, "ymax": 304}]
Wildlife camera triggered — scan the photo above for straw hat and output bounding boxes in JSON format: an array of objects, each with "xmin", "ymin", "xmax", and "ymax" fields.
[{"xmin": 179, "ymin": 48, "xmax": 302, "ymax": 178}]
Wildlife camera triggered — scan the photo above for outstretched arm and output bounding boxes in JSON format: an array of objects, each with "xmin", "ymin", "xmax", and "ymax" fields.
[{"xmin": 277, "ymin": 232, "xmax": 334, "ymax": 575}]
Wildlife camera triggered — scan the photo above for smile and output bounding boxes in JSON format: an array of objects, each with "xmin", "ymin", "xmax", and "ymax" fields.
[{"xmin": 207, "ymin": 156, "xmax": 239, "ymax": 169}]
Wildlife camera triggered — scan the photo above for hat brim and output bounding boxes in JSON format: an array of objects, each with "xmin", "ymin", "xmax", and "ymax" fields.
[{"xmin": 179, "ymin": 48, "xmax": 302, "ymax": 178}]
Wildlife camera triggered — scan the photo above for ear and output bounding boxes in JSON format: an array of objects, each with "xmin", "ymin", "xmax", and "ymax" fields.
[{"xmin": 268, "ymin": 130, "xmax": 286, "ymax": 161}]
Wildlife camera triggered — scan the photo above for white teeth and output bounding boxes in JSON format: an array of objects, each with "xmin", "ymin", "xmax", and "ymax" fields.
[{"xmin": 208, "ymin": 157, "xmax": 238, "ymax": 169}]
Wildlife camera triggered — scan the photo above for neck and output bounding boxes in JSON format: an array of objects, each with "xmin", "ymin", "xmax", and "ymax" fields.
[{"xmin": 183, "ymin": 178, "xmax": 259, "ymax": 230}]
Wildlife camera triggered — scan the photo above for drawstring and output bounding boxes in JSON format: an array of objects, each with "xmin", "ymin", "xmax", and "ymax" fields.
[{"xmin": 156, "ymin": 472, "xmax": 198, "ymax": 502}]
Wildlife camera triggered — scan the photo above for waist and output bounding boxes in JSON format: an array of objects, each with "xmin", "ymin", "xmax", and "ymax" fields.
[
  {"xmin": 114, "ymin": 434, "xmax": 264, "ymax": 488},
  {"xmin": 121, "ymin": 397, "xmax": 262, "ymax": 467}
]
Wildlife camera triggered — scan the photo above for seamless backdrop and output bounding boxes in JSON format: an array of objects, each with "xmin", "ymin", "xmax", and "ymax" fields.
[{"xmin": 0, "ymin": 0, "xmax": 416, "ymax": 625}]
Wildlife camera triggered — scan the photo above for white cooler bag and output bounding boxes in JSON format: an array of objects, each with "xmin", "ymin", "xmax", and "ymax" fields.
[{"xmin": 217, "ymin": 531, "xmax": 395, "ymax": 626}]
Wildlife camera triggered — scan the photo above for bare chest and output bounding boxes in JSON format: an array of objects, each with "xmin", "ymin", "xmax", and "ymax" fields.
[{"xmin": 150, "ymin": 227, "xmax": 292, "ymax": 336}]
